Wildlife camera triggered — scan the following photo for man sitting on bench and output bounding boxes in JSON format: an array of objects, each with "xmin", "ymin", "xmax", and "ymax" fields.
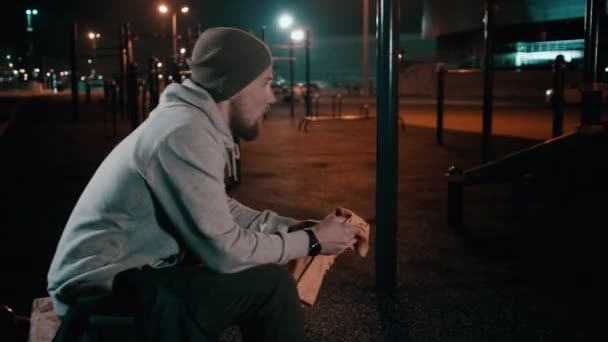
[{"xmin": 47, "ymin": 27, "xmax": 358, "ymax": 342}]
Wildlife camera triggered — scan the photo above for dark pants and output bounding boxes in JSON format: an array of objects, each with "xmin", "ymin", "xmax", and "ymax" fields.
[{"xmin": 112, "ymin": 264, "xmax": 305, "ymax": 342}]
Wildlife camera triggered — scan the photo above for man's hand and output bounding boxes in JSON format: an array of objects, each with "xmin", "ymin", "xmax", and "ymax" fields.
[{"xmin": 310, "ymin": 214, "xmax": 358, "ymax": 255}]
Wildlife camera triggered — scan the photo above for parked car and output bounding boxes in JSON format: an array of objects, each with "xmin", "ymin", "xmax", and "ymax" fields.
[{"xmin": 0, "ymin": 67, "xmax": 18, "ymax": 89}]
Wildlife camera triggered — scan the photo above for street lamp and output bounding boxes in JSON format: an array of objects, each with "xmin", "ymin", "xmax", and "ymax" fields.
[
  {"xmin": 88, "ymin": 31, "xmax": 101, "ymax": 71},
  {"xmin": 25, "ymin": 9, "xmax": 39, "ymax": 74},
  {"xmin": 290, "ymin": 29, "xmax": 305, "ymax": 42},
  {"xmin": 157, "ymin": 3, "xmax": 190, "ymax": 61},
  {"xmin": 278, "ymin": 14, "xmax": 294, "ymax": 29},
  {"xmin": 25, "ymin": 9, "xmax": 38, "ymax": 32}
]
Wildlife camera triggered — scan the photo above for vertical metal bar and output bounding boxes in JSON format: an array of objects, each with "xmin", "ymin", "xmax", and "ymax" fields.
[
  {"xmin": 447, "ymin": 167, "xmax": 464, "ymax": 229},
  {"xmin": 69, "ymin": 22, "xmax": 79, "ymax": 122},
  {"xmin": 289, "ymin": 40, "xmax": 295, "ymax": 118},
  {"xmin": 482, "ymin": 0, "xmax": 495, "ymax": 163},
  {"xmin": 85, "ymin": 82, "xmax": 91, "ymax": 104},
  {"xmin": 375, "ymin": 0, "xmax": 399, "ymax": 294},
  {"xmin": 332, "ymin": 95, "xmax": 336, "ymax": 117},
  {"xmin": 120, "ymin": 23, "xmax": 128, "ymax": 119},
  {"xmin": 580, "ymin": 0, "xmax": 604, "ymax": 126},
  {"xmin": 552, "ymin": 55, "xmax": 566, "ymax": 137},
  {"xmin": 111, "ymin": 80, "xmax": 117, "ymax": 138},
  {"xmin": 141, "ymin": 80, "xmax": 147, "ymax": 119},
  {"xmin": 172, "ymin": 12, "xmax": 178, "ymax": 62},
  {"xmin": 362, "ymin": 0, "xmax": 370, "ymax": 96},
  {"xmin": 260, "ymin": 25, "xmax": 267, "ymax": 44},
  {"xmin": 305, "ymin": 29, "xmax": 312, "ymax": 118},
  {"xmin": 149, "ymin": 57, "xmax": 159, "ymax": 109},
  {"xmin": 436, "ymin": 63, "xmax": 446, "ymax": 145},
  {"xmin": 127, "ymin": 64, "xmax": 138, "ymax": 130}
]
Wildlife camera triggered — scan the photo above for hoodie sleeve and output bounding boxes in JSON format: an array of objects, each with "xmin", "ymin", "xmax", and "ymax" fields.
[
  {"xmin": 227, "ymin": 198, "xmax": 299, "ymax": 234},
  {"xmin": 145, "ymin": 126, "xmax": 309, "ymax": 273}
]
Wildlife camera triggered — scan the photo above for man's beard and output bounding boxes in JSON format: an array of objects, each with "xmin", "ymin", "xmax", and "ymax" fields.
[{"xmin": 229, "ymin": 98, "xmax": 264, "ymax": 141}]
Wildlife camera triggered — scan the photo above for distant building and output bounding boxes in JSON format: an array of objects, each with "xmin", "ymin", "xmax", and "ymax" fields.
[{"xmin": 422, "ymin": 0, "xmax": 591, "ymax": 68}]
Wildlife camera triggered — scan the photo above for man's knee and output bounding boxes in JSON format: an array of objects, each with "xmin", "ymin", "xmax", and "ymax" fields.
[{"xmin": 249, "ymin": 264, "xmax": 298, "ymax": 299}]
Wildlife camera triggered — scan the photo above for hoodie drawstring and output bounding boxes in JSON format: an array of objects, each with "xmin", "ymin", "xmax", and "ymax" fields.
[{"xmin": 226, "ymin": 143, "xmax": 240, "ymax": 182}]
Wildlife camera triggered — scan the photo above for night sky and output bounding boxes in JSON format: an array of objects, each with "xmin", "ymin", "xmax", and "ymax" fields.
[{"xmin": 1, "ymin": 0, "xmax": 423, "ymax": 68}]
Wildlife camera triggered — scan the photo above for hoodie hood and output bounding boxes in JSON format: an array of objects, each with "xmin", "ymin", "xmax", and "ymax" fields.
[
  {"xmin": 157, "ymin": 78, "xmax": 241, "ymax": 180},
  {"xmin": 159, "ymin": 78, "xmax": 234, "ymax": 148}
]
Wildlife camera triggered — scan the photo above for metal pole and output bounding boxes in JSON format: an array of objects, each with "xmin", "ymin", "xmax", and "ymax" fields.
[
  {"xmin": 332, "ymin": 95, "xmax": 337, "ymax": 117},
  {"xmin": 69, "ymin": 22, "xmax": 79, "ymax": 122},
  {"xmin": 305, "ymin": 29, "xmax": 312, "ymax": 118},
  {"xmin": 261, "ymin": 25, "xmax": 267, "ymax": 43},
  {"xmin": 149, "ymin": 57, "xmax": 159, "ymax": 109},
  {"xmin": 362, "ymin": 0, "xmax": 370, "ymax": 96},
  {"xmin": 375, "ymin": 0, "xmax": 399, "ymax": 294},
  {"xmin": 140, "ymin": 80, "xmax": 147, "ymax": 119},
  {"xmin": 120, "ymin": 23, "xmax": 128, "ymax": 119},
  {"xmin": 128, "ymin": 63, "xmax": 138, "ymax": 129},
  {"xmin": 289, "ymin": 40, "xmax": 295, "ymax": 118},
  {"xmin": 172, "ymin": 12, "xmax": 178, "ymax": 62},
  {"xmin": 111, "ymin": 80, "xmax": 117, "ymax": 138},
  {"xmin": 85, "ymin": 82, "xmax": 91, "ymax": 104},
  {"xmin": 436, "ymin": 63, "xmax": 446, "ymax": 145},
  {"xmin": 552, "ymin": 55, "xmax": 566, "ymax": 137},
  {"xmin": 482, "ymin": 0, "xmax": 495, "ymax": 163},
  {"xmin": 580, "ymin": 0, "xmax": 604, "ymax": 126},
  {"xmin": 447, "ymin": 167, "xmax": 464, "ymax": 229}
]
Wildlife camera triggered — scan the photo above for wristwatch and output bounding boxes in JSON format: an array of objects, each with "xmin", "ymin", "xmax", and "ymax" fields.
[{"xmin": 304, "ymin": 229, "xmax": 321, "ymax": 256}]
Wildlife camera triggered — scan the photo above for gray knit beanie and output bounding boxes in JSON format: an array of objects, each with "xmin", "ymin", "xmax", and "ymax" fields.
[{"xmin": 188, "ymin": 27, "xmax": 272, "ymax": 101}]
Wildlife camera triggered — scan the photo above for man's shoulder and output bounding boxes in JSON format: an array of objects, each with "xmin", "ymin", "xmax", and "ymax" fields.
[{"xmin": 144, "ymin": 105, "xmax": 223, "ymax": 148}]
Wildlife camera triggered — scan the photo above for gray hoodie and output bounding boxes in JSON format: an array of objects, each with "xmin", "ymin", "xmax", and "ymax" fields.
[{"xmin": 47, "ymin": 79, "xmax": 309, "ymax": 316}]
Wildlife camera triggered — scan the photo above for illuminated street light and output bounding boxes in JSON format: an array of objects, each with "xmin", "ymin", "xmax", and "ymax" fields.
[
  {"xmin": 156, "ymin": 3, "xmax": 190, "ymax": 62},
  {"xmin": 157, "ymin": 62, "xmax": 163, "ymax": 68},
  {"xmin": 291, "ymin": 29, "xmax": 305, "ymax": 42},
  {"xmin": 88, "ymin": 32, "xmax": 95, "ymax": 39},
  {"xmin": 26, "ymin": 8, "xmax": 38, "ymax": 32},
  {"xmin": 8, "ymin": 63, "xmax": 13, "ymax": 68},
  {"xmin": 6, "ymin": 55, "xmax": 10, "ymax": 60},
  {"xmin": 278, "ymin": 14, "xmax": 294, "ymax": 29},
  {"xmin": 180, "ymin": 48, "xmax": 186, "ymax": 55},
  {"xmin": 88, "ymin": 59, "xmax": 92, "ymax": 64}
]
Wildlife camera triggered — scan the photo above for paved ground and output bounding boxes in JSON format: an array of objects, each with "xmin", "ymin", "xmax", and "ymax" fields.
[{"xmin": 1, "ymin": 94, "xmax": 606, "ymax": 341}]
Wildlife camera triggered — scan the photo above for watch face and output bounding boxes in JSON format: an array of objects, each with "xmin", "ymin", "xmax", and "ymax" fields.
[
  {"xmin": 306, "ymin": 229, "xmax": 321, "ymax": 256},
  {"xmin": 310, "ymin": 241, "xmax": 321, "ymax": 256}
]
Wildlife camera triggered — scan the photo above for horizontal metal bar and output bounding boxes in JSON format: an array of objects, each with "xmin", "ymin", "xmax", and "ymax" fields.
[{"xmin": 272, "ymin": 57, "xmax": 296, "ymax": 62}]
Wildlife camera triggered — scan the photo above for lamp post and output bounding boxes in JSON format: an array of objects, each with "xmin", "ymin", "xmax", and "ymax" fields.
[
  {"xmin": 159, "ymin": 3, "xmax": 189, "ymax": 82},
  {"xmin": 25, "ymin": 9, "xmax": 38, "ymax": 72},
  {"xmin": 290, "ymin": 28, "xmax": 311, "ymax": 117},
  {"xmin": 88, "ymin": 31, "xmax": 101, "ymax": 72},
  {"xmin": 158, "ymin": 3, "xmax": 189, "ymax": 61},
  {"xmin": 277, "ymin": 14, "xmax": 296, "ymax": 118}
]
